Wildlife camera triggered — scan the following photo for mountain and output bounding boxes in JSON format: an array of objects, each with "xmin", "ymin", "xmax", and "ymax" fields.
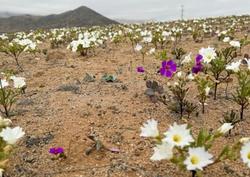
[
  {"xmin": 0, "ymin": 6, "xmax": 118, "ymax": 33},
  {"xmin": 0, "ymin": 12, "xmax": 23, "ymax": 18}
]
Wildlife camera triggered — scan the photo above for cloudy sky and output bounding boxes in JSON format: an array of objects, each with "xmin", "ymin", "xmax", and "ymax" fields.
[{"xmin": 0, "ymin": 0, "xmax": 249, "ymax": 21}]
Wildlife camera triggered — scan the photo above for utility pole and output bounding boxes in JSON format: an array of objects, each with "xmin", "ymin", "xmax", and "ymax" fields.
[{"xmin": 181, "ymin": 5, "xmax": 184, "ymax": 20}]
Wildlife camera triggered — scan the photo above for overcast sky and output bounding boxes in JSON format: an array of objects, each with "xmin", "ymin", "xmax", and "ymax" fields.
[{"xmin": 0, "ymin": 0, "xmax": 249, "ymax": 21}]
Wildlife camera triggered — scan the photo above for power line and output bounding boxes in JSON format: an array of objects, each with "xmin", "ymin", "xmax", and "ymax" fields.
[{"xmin": 181, "ymin": 5, "xmax": 184, "ymax": 20}]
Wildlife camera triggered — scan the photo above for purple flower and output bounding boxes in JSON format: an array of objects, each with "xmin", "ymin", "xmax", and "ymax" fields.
[
  {"xmin": 137, "ymin": 66, "xmax": 145, "ymax": 73},
  {"xmin": 192, "ymin": 54, "xmax": 203, "ymax": 74},
  {"xmin": 160, "ymin": 60, "xmax": 177, "ymax": 78},
  {"xmin": 192, "ymin": 64, "xmax": 203, "ymax": 74},
  {"xmin": 196, "ymin": 54, "xmax": 203, "ymax": 64},
  {"xmin": 49, "ymin": 147, "xmax": 64, "ymax": 155}
]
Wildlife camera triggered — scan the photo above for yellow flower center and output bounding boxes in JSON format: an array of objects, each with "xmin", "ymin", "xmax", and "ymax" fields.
[
  {"xmin": 173, "ymin": 134, "xmax": 182, "ymax": 143},
  {"xmin": 191, "ymin": 155, "xmax": 200, "ymax": 165},
  {"xmin": 247, "ymin": 152, "xmax": 250, "ymax": 160}
]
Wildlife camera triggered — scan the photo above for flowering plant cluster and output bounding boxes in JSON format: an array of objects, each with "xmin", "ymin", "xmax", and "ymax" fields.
[
  {"xmin": 49, "ymin": 29, "xmax": 68, "ymax": 49},
  {"xmin": 140, "ymin": 119, "xmax": 250, "ymax": 177},
  {"xmin": 49, "ymin": 147, "xmax": 66, "ymax": 160},
  {"xmin": 0, "ymin": 116, "xmax": 25, "ymax": 176},
  {"xmin": 138, "ymin": 42, "xmax": 250, "ymax": 119},
  {"xmin": 133, "ymin": 30, "xmax": 155, "ymax": 63},
  {"xmin": 67, "ymin": 31, "xmax": 105, "ymax": 56},
  {"xmin": 0, "ymin": 73, "xmax": 26, "ymax": 117},
  {"xmin": 0, "ymin": 36, "xmax": 37, "ymax": 71},
  {"xmin": 232, "ymin": 70, "xmax": 250, "ymax": 120},
  {"xmin": 194, "ymin": 75, "xmax": 212, "ymax": 114}
]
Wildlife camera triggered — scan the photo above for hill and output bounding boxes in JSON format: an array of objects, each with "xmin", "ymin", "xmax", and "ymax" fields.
[
  {"xmin": 0, "ymin": 11, "xmax": 23, "ymax": 18},
  {"xmin": 0, "ymin": 6, "xmax": 118, "ymax": 32}
]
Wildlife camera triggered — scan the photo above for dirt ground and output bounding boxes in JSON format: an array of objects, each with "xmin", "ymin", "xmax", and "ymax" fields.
[{"xmin": 1, "ymin": 33, "xmax": 250, "ymax": 177}]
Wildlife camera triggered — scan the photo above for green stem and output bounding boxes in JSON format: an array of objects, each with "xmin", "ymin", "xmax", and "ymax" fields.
[
  {"xmin": 240, "ymin": 104, "xmax": 244, "ymax": 121},
  {"xmin": 0, "ymin": 79, "xmax": 9, "ymax": 117},
  {"xmin": 202, "ymin": 102, "xmax": 205, "ymax": 114},
  {"xmin": 191, "ymin": 170, "xmax": 197, "ymax": 177},
  {"xmin": 214, "ymin": 82, "xmax": 218, "ymax": 100}
]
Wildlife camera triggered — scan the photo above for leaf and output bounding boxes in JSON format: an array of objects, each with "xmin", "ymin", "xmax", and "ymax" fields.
[
  {"xmin": 151, "ymin": 81, "xmax": 159, "ymax": 90},
  {"xmin": 146, "ymin": 80, "xmax": 152, "ymax": 88},
  {"xmin": 150, "ymin": 96, "xmax": 158, "ymax": 103},
  {"xmin": 145, "ymin": 89, "xmax": 155, "ymax": 96},
  {"xmin": 196, "ymin": 129, "xmax": 208, "ymax": 147},
  {"xmin": 102, "ymin": 74, "xmax": 117, "ymax": 82},
  {"xmin": 157, "ymin": 86, "xmax": 164, "ymax": 94},
  {"xmin": 95, "ymin": 140, "xmax": 103, "ymax": 151},
  {"xmin": 218, "ymin": 145, "xmax": 230, "ymax": 160}
]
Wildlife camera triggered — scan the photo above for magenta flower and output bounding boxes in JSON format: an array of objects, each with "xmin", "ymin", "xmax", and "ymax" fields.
[
  {"xmin": 192, "ymin": 54, "xmax": 203, "ymax": 74},
  {"xmin": 195, "ymin": 54, "xmax": 203, "ymax": 64},
  {"xmin": 160, "ymin": 60, "xmax": 177, "ymax": 78},
  {"xmin": 49, "ymin": 147, "xmax": 64, "ymax": 155},
  {"xmin": 137, "ymin": 66, "xmax": 145, "ymax": 73}
]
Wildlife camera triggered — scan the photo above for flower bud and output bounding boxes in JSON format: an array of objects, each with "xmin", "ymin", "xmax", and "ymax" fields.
[{"xmin": 217, "ymin": 123, "xmax": 233, "ymax": 134}]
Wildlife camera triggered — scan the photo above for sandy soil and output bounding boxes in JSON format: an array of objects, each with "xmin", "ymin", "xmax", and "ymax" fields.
[{"xmin": 0, "ymin": 34, "xmax": 250, "ymax": 177}]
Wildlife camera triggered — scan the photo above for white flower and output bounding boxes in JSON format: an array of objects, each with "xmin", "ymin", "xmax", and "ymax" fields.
[
  {"xmin": 140, "ymin": 119, "xmax": 159, "ymax": 138},
  {"xmin": 150, "ymin": 143, "xmax": 173, "ymax": 161},
  {"xmin": 199, "ymin": 47, "xmax": 217, "ymax": 64},
  {"xmin": 205, "ymin": 86, "xmax": 210, "ymax": 96},
  {"xmin": 71, "ymin": 41, "xmax": 79, "ymax": 52},
  {"xmin": 221, "ymin": 30, "xmax": 227, "ymax": 35},
  {"xmin": 226, "ymin": 60, "xmax": 241, "ymax": 72},
  {"xmin": 174, "ymin": 82, "xmax": 179, "ymax": 86},
  {"xmin": 10, "ymin": 76, "xmax": 26, "ymax": 88},
  {"xmin": 143, "ymin": 36, "xmax": 152, "ymax": 43},
  {"xmin": 162, "ymin": 31, "xmax": 171, "ymax": 37},
  {"xmin": 148, "ymin": 48, "xmax": 155, "ymax": 55},
  {"xmin": 240, "ymin": 137, "xmax": 250, "ymax": 144},
  {"xmin": 68, "ymin": 40, "xmax": 81, "ymax": 52},
  {"xmin": 182, "ymin": 53, "xmax": 192, "ymax": 64},
  {"xmin": 68, "ymin": 32, "xmax": 100, "ymax": 53},
  {"xmin": 0, "ymin": 116, "xmax": 12, "ymax": 127},
  {"xmin": 184, "ymin": 147, "xmax": 213, "ymax": 171},
  {"xmin": 163, "ymin": 123, "xmax": 194, "ymax": 148},
  {"xmin": 229, "ymin": 40, "xmax": 241, "ymax": 48},
  {"xmin": 217, "ymin": 123, "xmax": 233, "ymax": 134},
  {"xmin": 14, "ymin": 38, "xmax": 37, "ymax": 52},
  {"xmin": 28, "ymin": 43, "xmax": 37, "ymax": 50},
  {"xmin": 0, "ymin": 127, "xmax": 25, "ymax": 145},
  {"xmin": 240, "ymin": 141, "xmax": 250, "ymax": 168},
  {"xmin": 135, "ymin": 44, "xmax": 142, "ymax": 51},
  {"xmin": 223, "ymin": 37, "xmax": 230, "ymax": 43},
  {"xmin": 0, "ymin": 34, "xmax": 8, "ymax": 40},
  {"xmin": 79, "ymin": 38, "xmax": 91, "ymax": 48},
  {"xmin": 0, "ymin": 79, "xmax": 9, "ymax": 88},
  {"xmin": 187, "ymin": 73, "xmax": 195, "ymax": 80},
  {"xmin": 177, "ymin": 71, "xmax": 183, "ymax": 78}
]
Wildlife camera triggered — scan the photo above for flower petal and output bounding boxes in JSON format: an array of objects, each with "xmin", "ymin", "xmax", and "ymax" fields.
[
  {"xmin": 165, "ymin": 70, "xmax": 173, "ymax": 78},
  {"xmin": 161, "ymin": 60, "xmax": 167, "ymax": 68}
]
